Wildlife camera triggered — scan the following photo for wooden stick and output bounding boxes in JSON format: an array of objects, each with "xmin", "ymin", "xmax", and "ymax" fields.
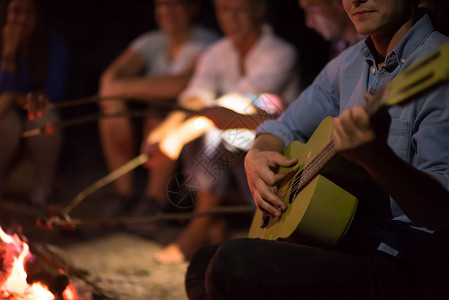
[
  {"xmin": 44, "ymin": 205, "xmax": 255, "ymax": 230},
  {"xmin": 63, "ymin": 153, "xmax": 149, "ymax": 216},
  {"xmin": 22, "ymin": 109, "xmax": 157, "ymax": 137},
  {"xmin": 47, "ymin": 95, "xmax": 120, "ymax": 109},
  {"xmin": 22, "ymin": 100, "xmax": 198, "ymax": 138}
]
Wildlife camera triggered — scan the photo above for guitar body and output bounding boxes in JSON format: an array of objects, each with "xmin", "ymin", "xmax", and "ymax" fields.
[{"xmin": 248, "ymin": 117, "xmax": 358, "ymax": 246}]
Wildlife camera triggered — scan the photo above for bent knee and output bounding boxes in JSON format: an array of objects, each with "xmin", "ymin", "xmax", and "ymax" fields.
[{"xmin": 206, "ymin": 239, "xmax": 259, "ymax": 280}]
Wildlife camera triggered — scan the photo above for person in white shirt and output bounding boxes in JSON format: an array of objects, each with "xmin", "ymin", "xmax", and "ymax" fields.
[{"xmin": 145, "ymin": 0, "xmax": 301, "ymax": 264}]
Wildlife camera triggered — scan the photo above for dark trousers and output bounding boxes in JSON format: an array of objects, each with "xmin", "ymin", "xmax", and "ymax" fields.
[{"xmin": 186, "ymin": 238, "xmax": 449, "ymax": 300}]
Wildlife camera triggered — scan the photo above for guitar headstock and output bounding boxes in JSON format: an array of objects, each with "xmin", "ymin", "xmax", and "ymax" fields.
[
  {"xmin": 384, "ymin": 42, "xmax": 449, "ymax": 107},
  {"xmin": 365, "ymin": 42, "xmax": 449, "ymax": 117}
]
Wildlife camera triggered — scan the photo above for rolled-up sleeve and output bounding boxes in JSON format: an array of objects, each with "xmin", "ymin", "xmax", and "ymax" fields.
[{"xmin": 256, "ymin": 58, "xmax": 341, "ymax": 149}]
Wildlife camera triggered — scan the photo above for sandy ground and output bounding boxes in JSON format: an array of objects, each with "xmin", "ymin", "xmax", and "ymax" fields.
[{"xmin": 65, "ymin": 232, "xmax": 189, "ymax": 300}]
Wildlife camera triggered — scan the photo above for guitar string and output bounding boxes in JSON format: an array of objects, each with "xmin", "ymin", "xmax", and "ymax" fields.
[
  {"xmin": 295, "ymin": 141, "xmax": 335, "ymax": 190},
  {"xmin": 277, "ymin": 140, "xmax": 336, "ymax": 201},
  {"xmin": 285, "ymin": 140, "xmax": 336, "ymax": 201}
]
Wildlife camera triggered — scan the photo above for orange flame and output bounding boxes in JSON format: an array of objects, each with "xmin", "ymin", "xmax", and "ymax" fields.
[{"xmin": 0, "ymin": 226, "xmax": 78, "ymax": 299}]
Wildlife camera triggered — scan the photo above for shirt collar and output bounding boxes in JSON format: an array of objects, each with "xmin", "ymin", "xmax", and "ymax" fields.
[{"xmin": 362, "ymin": 14, "xmax": 435, "ymax": 70}]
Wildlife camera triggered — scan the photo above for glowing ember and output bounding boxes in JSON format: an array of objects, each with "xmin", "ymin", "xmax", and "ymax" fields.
[{"xmin": 0, "ymin": 227, "xmax": 77, "ymax": 299}]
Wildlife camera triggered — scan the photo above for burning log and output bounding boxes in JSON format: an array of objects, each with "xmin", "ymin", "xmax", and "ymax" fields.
[
  {"xmin": 0, "ymin": 227, "xmax": 75, "ymax": 299},
  {"xmin": 25, "ymin": 254, "xmax": 69, "ymax": 298}
]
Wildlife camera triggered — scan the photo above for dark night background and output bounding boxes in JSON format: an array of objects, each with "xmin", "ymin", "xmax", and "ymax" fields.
[{"xmin": 42, "ymin": 0, "xmax": 329, "ymax": 102}]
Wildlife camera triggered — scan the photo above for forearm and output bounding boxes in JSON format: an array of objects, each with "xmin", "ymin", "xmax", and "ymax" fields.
[
  {"xmin": 160, "ymin": 116, "xmax": 214, "ymax": 160},
  {"xmin": 217, "ymin": 112, "xmax": 272, "ymax": 130},
  {"xmin": 146, "ymin": 110, "xmax": 187, "ymax": 144},
  {"xmin": 250, "ymin": 133, "xmax": 285, "ymax": 153}
]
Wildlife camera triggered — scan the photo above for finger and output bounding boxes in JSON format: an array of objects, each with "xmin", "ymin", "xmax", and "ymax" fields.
[
  {"xmin": 350, "ymin": 106, "xmax": 371, "ymax": 129},
  {"xmin": 335, "ymin": 108, "xmax": 366, "ymax": 141},
  {"xmin": 251, "ymin": 188, "xmax": 282, "ymax": 218},
  {"xmin": 253, "ymin": 178, "xmax": 286, "ymax": 212},
  {"xmin": 337, "ymin": 109, "xmax": 355, "ymax": 136},
  {"xmin": 269, "ymin": 151, "xmax": 298, "ymax": 170},
  {"xmin": 254, "ymin": 154, "xmax": 297, "ymax": 188}
]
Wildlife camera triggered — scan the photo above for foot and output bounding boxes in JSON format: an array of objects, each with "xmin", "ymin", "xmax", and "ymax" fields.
[{"xmin": 154, "ymin": 243, "xmax": 186, "ymax": 264}]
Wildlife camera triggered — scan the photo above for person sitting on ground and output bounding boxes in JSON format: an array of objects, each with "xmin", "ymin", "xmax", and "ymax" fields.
[
  {"xmin": 184, "ymin": 0, "xmax": 449, "ymax": 299},
  {"xmin": 144, "ymin": 0, "xmax": 301, "ymax": 264},
  {"xmin": 98, "ymin": 0, "xmax": 218, "ymax": 213},
  {"xmin": 0, "ymin": 0, "xmax": 67, "ymax": 207}
]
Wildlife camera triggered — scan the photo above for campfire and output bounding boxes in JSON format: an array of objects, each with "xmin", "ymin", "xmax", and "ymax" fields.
[{"xmin": 0, "ymin": 226, "xmax": 78, "ymax": 300}]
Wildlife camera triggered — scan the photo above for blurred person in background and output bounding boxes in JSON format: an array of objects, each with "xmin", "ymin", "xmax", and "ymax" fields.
[
  {"xmin": 145, "ymin": 0, "xmax": 301, "ymax": 264},
  {"xmin": 98, "ymin": 0, "xmax": 218, "ymax": 212},
  {"xmin": 0, "ymin": 0, "xmax": 67, "ymax": 207},
  {"xmin": 299, "ymin": 0, "xmax": 362, "ymax": 58}
]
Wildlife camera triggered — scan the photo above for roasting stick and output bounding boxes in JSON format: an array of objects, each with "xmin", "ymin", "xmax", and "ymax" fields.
[
  {"xmin": 47, "ymin": 94, "xmax": 125, "ymax": 109},
  {"xmin": 35, "ymin": 153, "xmax": 150, "ymax": 231},
  {"xmin": 66, "ymin": 153, "xmax": 149, "ymax": 217},
  {"xmin": 23, "ymin": 97, "xmax": 197, "ymax": 138},
  {"xmin": 22, "ymin": 108, "xmax": 158, "ymax": 137},
  {"xmin": 40, "ymin": 205, "xmax": 255, "ymax": 231},
  {"xmin": 36, "ymin": 94, "xmax": 262, "ymax": 230},
  {"xmin": 48, "ymin": 94, "xmax": 184, "ymax": 110},
  {"xmin": 45, "ymin": 94, "xmax": 167, "ymax": 109},
  {"xmin": 23, "ymin": 93, "xmax": 261, "ymax": 138}
]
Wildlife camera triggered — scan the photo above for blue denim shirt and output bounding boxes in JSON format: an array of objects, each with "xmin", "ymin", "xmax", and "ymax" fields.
[{"xmin": 257, "ymin": 15, "xmax": 449, "ymax": 261}]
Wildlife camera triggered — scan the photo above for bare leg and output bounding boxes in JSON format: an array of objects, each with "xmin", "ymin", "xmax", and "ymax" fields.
[
  {"xmin": 0, "ymin": 109, "xmax": 22, "ymax": 196},
  {"xmin": 145, "ymin": 159, "xmax": 178, "ymax": 205},
  {"xmin": 25, "ymin": 109, "xmax": 62, "ymax": 206},
  {"xmin": 142, "ymin": 115, "xmax": 176, "ymax": 206},
  {"xmin": 98, "ymin": 100, "xmax": 135, "ymax": 198}
]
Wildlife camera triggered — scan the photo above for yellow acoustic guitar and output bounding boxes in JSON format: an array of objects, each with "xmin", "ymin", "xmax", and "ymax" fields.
[{"xmin": 248, "ymin": 42, "xmax": 449, "ymax": 247}]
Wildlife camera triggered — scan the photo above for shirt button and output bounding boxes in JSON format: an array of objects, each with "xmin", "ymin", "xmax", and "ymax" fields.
[
  {"xmin": 372, "ymin": 67, "xmax": 376, "ymax": 74},
  {"xmin": 401, "ymin": 58, "xmax": 406, "ymax": 63}
]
